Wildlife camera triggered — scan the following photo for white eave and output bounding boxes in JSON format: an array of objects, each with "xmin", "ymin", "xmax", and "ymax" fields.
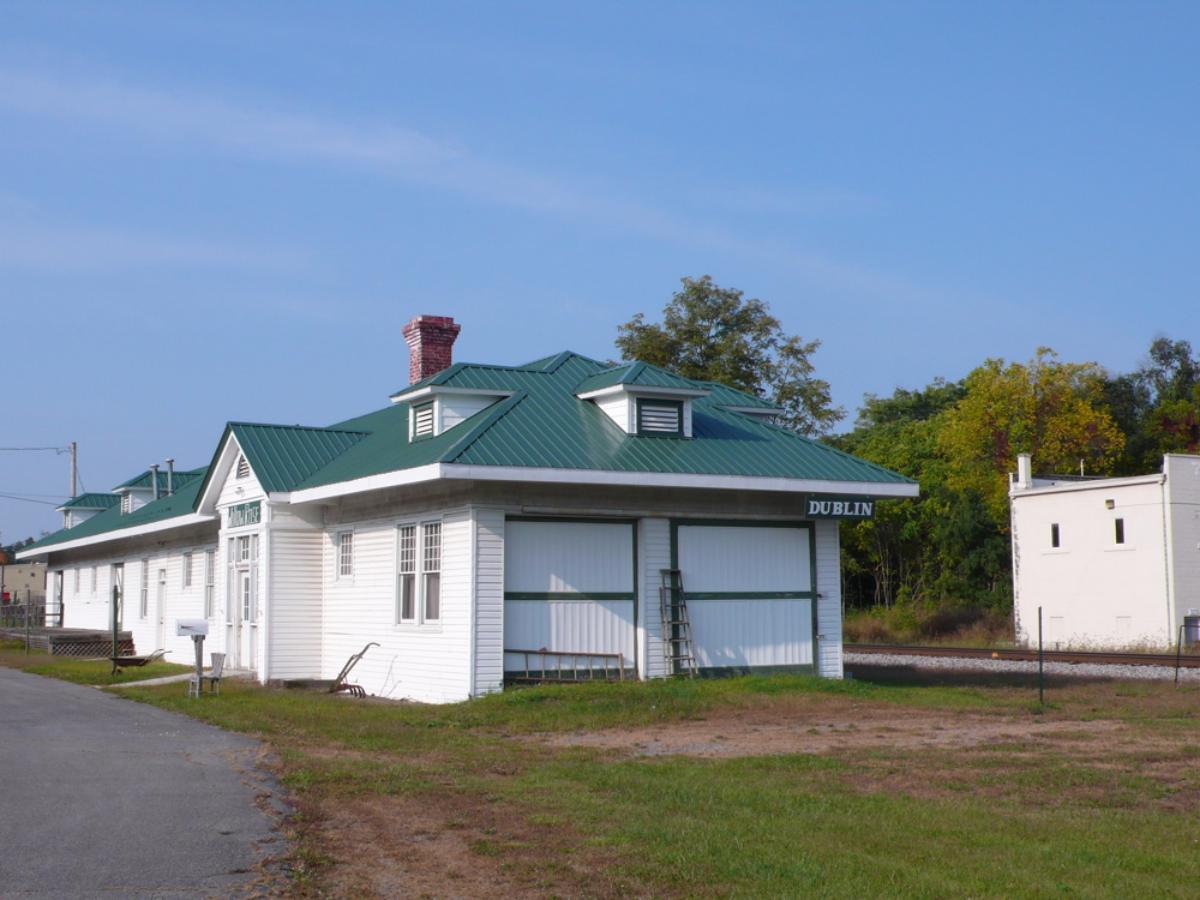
[
  {"xmin": 14, "ymin": 512, "xmax": 216, "ymax": 560},
  {"xmin": 288, "ymin": 462, "xmax": 919, "ymax": 504},
  {"xmin": 389, "ymin": 385, "xmax": 514, "ymax": 405},
  {"xmin": 575, "ymin": 384, "xmax": 709, "ymax": 401}
]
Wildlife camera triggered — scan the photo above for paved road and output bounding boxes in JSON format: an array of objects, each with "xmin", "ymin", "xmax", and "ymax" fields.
[{"xmin": 0, "ymin": 668, "xmax": 286, "ymax": 897}]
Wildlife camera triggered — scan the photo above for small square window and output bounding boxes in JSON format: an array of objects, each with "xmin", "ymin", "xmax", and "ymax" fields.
[
  {"xmin": 1050, "ymin": 523, "xmax": 1060, "ymax": 548},
  {"xmin": 1114, "ymin": 518, "xmax": 1125, "ymax": 545}
]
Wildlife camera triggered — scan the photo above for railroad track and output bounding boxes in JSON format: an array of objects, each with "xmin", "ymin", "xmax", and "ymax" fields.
[{"xmin": 845, "ymin": 643, "xmax": 1200, "ymax": 669}]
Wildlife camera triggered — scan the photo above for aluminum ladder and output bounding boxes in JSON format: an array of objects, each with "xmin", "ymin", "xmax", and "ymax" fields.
[{"xmin": 659, "ymin": 569, "xmax": 699, "ymax": 677}]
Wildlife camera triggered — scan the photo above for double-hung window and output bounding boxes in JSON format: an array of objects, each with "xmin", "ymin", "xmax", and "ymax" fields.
[
  {"xmin": 338, "ymin": 532, "xmax": 354, "ymax": 578},
  {"xmin": 422, "ymin": 522, "xmax": 441, "ymax": 622},
  {"xmin": 397, "ymin": 525, "xmax": 417, "ymax": 623},
  {"xmin": 203, "ymin": 550, "xmax": 215, "ymax": 618},
  {"xmin": 395, "ymin": 521, "xmax": 442, "ymax": 625}
]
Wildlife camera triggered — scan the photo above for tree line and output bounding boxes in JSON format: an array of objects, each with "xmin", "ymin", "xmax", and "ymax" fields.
[{"xmin": 619, "ymin": 277, "xmax": 1200, "ymax": 615}]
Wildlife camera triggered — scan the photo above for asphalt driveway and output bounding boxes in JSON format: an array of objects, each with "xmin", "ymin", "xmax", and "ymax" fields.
[{"xmin": 0, "ymin": 668, "xmax": 286, "ymax": 897}]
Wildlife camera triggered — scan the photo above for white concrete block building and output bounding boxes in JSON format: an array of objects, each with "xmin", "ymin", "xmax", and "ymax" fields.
[
  {"xmin": 1010, "ymin": 452, "xmax": 1200, "ymax": 649},
  {"xmin": 18, "ymin": 315, "xmax": 917, "ymax": 702}
]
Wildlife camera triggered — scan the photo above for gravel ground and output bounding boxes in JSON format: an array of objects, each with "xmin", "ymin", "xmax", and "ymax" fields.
[{"xmin": 845, "ymin": 651, "xmax": 1200, "ymax": 682}]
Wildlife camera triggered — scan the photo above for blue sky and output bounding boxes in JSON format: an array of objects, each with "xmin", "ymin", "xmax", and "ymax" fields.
[{"xmin": 2, "ymin": 1, "xmax": 1198, "ymax": 540}]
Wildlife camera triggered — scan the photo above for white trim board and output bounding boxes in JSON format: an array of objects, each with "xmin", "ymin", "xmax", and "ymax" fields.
[
  {"xmin": 288, "ymin": 462, "xmax": 919, "ymax": 504},
  {"xmin": 15, "ymin": 513, "xmax": 215, "ymax": 559}
]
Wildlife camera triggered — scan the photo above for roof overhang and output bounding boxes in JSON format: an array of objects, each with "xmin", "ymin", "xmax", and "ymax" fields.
[
  {"xmin": 576, "ymin": 384, "xmax": 710, "ymax": 402},
  {"xmin": 389, "ymin": 385, "xmax": 514, "ymax": 405},
  {"xmin": 14, "ymin": 512, "xmax": 216, "ymax": 560},
  {"xmin": 1010, "ymin": 473, "xmax": 1163, "ymax": 499},
  {"xmin": 288, "ymin": 462, "xmax": 919, "ymax": 505}
]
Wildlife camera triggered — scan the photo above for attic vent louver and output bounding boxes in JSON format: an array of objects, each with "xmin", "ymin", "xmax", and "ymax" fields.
[
  {"xmin": 413, "ymin": 402, "xmax": 435, "ymax": 438},
  {"xmin": 637, "ymin": 399, "xmax": 683, "ymax": 436},
  {"xmin": 236, "ymin": 454, "xmax": 250, "ymax": 479},
  {"xmin": 120, "ymin": 494, "xmax": 132, "ymax": 514}
]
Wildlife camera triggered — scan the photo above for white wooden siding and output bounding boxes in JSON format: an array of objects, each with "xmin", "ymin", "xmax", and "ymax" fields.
[
  {"xmin": 676, "ymin": 525, "xmax": 810, "ymax": 593},
  {"xmin": 1167, "ymin": 455, "xmax": 1200, "ymax": 631},
  {"xmin": 639, "ymin": 518, "xmax": 671, "ymax": 678},
  {"xmin": 441, "ymin": 394, "xmax": 496, "ymax": 432},
  {"xmin": 321, "ymin": 506, "xmax": 474, "ymax": 703},
  {"xmin": 268, "ymin": 528, "xmax": 323, "ymax": 679},
  {"xmin": 814, "ymin": 519, "xmax": 843, "ymax": 678},
  {"xmin": 473, "ymin": 508, "xmax": 505, "ymax": 695},
  {"xmin": 595, "ymin": 394, "xmax": 632, "ymax": 433},
  {"xmin": 504, "ymin": 520, "xmax": 633, "ymax": 594}
]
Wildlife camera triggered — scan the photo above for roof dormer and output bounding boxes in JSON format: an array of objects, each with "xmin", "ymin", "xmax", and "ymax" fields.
[
  {"xmin": 389, "ymin": 384, "xmax": 514, "ymax": 442},
  {"xmin": 575, "ymin": 362, "xmax": 709, "ymax": 437}
]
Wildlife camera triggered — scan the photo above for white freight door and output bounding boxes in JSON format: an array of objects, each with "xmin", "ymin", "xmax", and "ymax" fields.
[
  {"xmin": 504, "ymin": 519, "xmax": 636, "ymax": 674},
  {"xmin": 675, "ymin": 523, "xmax": 814, "ymax": 671}
]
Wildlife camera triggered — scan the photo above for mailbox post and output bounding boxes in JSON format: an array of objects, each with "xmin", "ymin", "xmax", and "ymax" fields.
[{"xmin": 176, "ymin": 619, "xmax": 209, "ymax": 697}]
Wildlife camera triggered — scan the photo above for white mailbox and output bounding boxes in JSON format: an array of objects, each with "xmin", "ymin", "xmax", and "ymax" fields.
[{"xmin": 176, "ymin": 619, "xmax": 209, "ymax": 637}]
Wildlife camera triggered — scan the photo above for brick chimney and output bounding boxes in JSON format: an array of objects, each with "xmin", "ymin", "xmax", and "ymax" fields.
[{"xmin": 403, "ymin": 315, "xmax": 461, "ymax": 383}]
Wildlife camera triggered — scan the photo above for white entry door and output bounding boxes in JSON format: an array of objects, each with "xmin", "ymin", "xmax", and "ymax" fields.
[
  {"xmin": 155, "ymin": 568, "xmax": 167, "ymax": 651},
  {"xmin": 674, "ymin": 523, "xmax": 815, "ymax": 673},
  {"xmin": 238, "ymin": 569, "xmax": 255, "ymax": 670},
  {"xmin": 503, "ymin": 518, "xmax": 636, "ymax": 675}
]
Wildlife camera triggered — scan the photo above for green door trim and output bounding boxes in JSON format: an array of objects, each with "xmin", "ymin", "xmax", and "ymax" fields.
[
  {"xmin": 504, "ymin": 515, "xmax": 639, "ymax": 678},
  {"xmin": 668, "ymin": 518, "xmax": 819, "ymax": 674}
]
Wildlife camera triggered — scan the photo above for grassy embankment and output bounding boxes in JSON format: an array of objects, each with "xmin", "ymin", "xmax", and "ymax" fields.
[{"xmin": 5, "ymin": 638, "xmax": 1200, "ymax": 896}]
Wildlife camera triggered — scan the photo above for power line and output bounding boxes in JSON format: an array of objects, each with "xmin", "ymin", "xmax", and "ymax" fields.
[
  {"xmin": 0, "ymin": 446, "xmax": 70, "ymax": 452},
  {"xmin": 0, "ymin": 493, "xmax": 62, "ymax": 506}
]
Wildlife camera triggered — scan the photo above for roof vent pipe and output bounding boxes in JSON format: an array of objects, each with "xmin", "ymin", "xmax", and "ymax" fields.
[
  {"xmin": 150, "ymin": 463, "xmax": 160, "ymax": 501},
  {"xmin": 165, "ymin": 458, "xmax": 175, "ymax": 496}
]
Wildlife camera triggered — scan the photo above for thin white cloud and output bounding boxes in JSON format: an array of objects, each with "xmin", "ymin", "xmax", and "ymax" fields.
[
  {"xmin": 0, "ymin": 220, "xmax": 299, "ymax": 270},
  {"xmin": 0, "ymin": 65, "xmax": 938, "ymax": 303}
]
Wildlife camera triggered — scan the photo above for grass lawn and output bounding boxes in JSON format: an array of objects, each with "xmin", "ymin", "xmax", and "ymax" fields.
[
  {"xmin": 6, "ymin": 643, "xmax": 1200, "ymax": 896},
  {"xmin": 0, "ymin": 638, "xmax": 191, "ymax": 685}
]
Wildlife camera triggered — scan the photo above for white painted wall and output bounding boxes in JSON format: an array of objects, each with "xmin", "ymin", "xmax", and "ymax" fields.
[
  {"xmin": 441, "ymin": 394, "xmax": 496, "ymax": 431},
  {"xmin": 473, "ymin": 508, "xmax": 505, "ymax": 696},
  {"xmin": 814, "ymin": 519, "xmax": 843, "ymax": 678},
  {"xmin": 321, "ymin": 505, "xmax": 474, "ymax": 703},
  {"xmin": 1166, "ymin": 455, "xmax": 1200, "ymax": 632},
  {"xmin": 638, "ymin": 518, "xmax": 671, "ymax": 679},
  {"xmin": 1012, "ymin": 477, "xmax": 1170, "ymax": 647}
]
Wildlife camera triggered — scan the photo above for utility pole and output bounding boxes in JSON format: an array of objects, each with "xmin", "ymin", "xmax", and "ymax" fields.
[{"xmin": 70, "ymin": 441, "xmax": 77, "ymax": 499}]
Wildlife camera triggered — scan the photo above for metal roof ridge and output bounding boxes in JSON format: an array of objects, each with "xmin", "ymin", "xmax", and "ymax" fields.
[{"xmin": 228, "ymin": 420, "xmax": 370, "ymax": 435}]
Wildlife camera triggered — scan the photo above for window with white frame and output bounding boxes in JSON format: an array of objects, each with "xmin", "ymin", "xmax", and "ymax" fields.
[
  {"xmin": 139, "ymin": 559, "xmax": 149, "ymax": 618},
  {"xmin": 237, "ymin": 535, "xmax": 251, "ymax": 563},
  {"xmin": 183, "ymin": 552, "xmax": 193, "ymax": 588},
  {"xmin": 422, "ymin": 522, "xmax": 441, "ymax": 621},
  {"xmin": 338, "ymin": 532, "xmax": 354, "ymax": 578},
  {"xmin": 90, "ymin": 566, "xmax": 97, "ymax": 594},
  {"xmin": 204, "ymin": 550, "xmax": 215, "ymax": 618},
  {"xmin": 396, "ymin": 525, "xmax": 417, "ymax": 623}
]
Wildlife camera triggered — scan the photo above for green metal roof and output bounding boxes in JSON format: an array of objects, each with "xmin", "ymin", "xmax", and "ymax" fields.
[
  {"xmin": 573, "ymin": 361, "xmax": 705, "ymax": 395},
  {"xmin": 229, "ymin": 423, "xmax": 368, "ymax": 493},
  {"xmin": 58, "ymin": 492, "xmax": 120, "ymax": 511},
  {"xmin": 23, "ymin": 469, "xmax": 210, "ymax": 553},
  {"xmin": 300, "ymin": 351, "xmax": 912, "ymax": 490},
  {"xmin": 24, "ymin": 349, "xmax": 912, "ymax": 556}
]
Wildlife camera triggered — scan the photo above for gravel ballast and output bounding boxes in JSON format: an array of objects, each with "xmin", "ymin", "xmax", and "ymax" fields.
[{"xmin": 844, "ymin": 651, "xmax": 1200, "ymax": 683}]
